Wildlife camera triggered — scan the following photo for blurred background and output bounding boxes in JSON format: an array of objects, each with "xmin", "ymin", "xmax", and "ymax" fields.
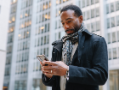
[{"xmin": 0, "ymin": 0, "xmax": 119, "ymax": 90}]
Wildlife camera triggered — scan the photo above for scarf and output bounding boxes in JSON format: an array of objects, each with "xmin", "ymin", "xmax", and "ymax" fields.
[{"xmin": 61, "ymin": 23, "xmax": 85, "ymax": 65}]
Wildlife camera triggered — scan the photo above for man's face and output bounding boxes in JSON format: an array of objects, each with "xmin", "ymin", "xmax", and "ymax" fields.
[{"xmin": 60, "ymin": 10, "xmax": 83, "ymax": 35}]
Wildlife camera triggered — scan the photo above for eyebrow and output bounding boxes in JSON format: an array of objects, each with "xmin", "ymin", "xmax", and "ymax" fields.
[{"xmin": 61, "ymin": 18, "xmax": 73, "ymax": 22}]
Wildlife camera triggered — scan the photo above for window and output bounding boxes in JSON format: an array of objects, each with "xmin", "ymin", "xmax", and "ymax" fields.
[
  {"xmin": 113, "ymin": 48, "xmax": 117, "ymax": 59},
  {"xmin": 83, "ymin": 12, "xmax": 85, "ymax": 20},
  {"xmin": 111, "ymin": 17, "xmax": 115, "ymax": 27},
  {"xmin": 116, "ymin": 1, "xmax": 119, "ymax": 11},
  {"xmin": 95, "ymin": 8, "xmax": 99, "ymax": 17},
  {"xmin": 91, "ymin": 0, "xmax": 94, "ymax": 5},
  {"xmin": 108, "ymin": 33, "xmax": 111, "ymax": 44},
  {"xmin": 109, "ymin": 70, "xmax": 119, "ymax": 90},
  {"xmin": 7, "ymin": 46, "xmax": 12, "ymax": 54},
  {"xmin": 5, "ymin": 67, "xmax": 10, "ymax": 76},
  {"xmin": 112, "ymin": 32, "xmax": 116, "ymax": 43},
  {"xmin": 86, "ymin": 0, "xmax": 90, "ymax": 6},
  {"xmin": 87, "ymin": 24, "xmax": 90, "ymax": 32},
  {"xmin": 6, "ymin": 56, "xmax": 11, "ymax": 65},
  {"xmin": 95, "ymin": 0, "xmax": 99, "ymax": 3},
  {"xmin": 107, "ymin": 18, "xmax": 110, "ymax": 29},
  {"xmin": 117, "ymin": 31, "xmax": 119, "ymax": 42},
  {"xmin": 106, "ymin": 4, "xmax": 109, "ymax": 14},
  {"xmin": 91, "ymin": 9, "xmax": 95, "ymax": 18},
  {"xmin": 91, "ymin": 23, "xmax": 95, "ymax": 32},
  {"xmin": 32, "ymin": 79, "xmax": 46, "ymax": 90},
  {"xmin": 108, "ymin": 49, "xmax": 111, "ymax": 60},
  {"xmin": 87, "ymin": 11, "xmax": 90, "ymax": 20},
  {"xmin": 14, "ymin": 80, "xmax": 26, "ymax": 90},
  {"xmin": 82, "ymin": 0, "xmax": 85, "ymax": 8},
  {"xmin": 96, "ymin": 21, "xmax": 100, "ymax": 31},
  {"xmin": 116, "ymin": 15, "xmax": 119, "ymax": 26},
  {"xmin": 58, "ymin": 32, "xmax": 61, "ymax": 39},
  {"xmin": 110, "ymin": 3, "xmax": 114, "ymax": 12}
]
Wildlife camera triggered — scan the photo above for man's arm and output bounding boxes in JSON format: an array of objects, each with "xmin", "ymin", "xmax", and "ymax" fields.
[
  {"xmin": 41, "ymin": 49, "xmax": 57, "ymax": 86},
  {"xmin": 68, "ymin": 37, "xmax": 108, "ymax": 85}
]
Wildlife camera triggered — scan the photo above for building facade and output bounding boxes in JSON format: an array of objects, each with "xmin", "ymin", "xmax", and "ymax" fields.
[
  {"xmin": 3, "ymin": 0, "xmax": 119, "ymax": 90},
  {"xmin": 0, "ymin": 0, "xmax": 10, "ymax": 90}
]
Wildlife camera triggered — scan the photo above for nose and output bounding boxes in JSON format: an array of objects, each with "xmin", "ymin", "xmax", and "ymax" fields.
[{"xmin": 64, "ymin": 24, "xmax": 69, "ymax": 30}]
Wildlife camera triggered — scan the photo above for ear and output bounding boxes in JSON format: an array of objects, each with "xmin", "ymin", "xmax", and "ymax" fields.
[{"xmin": 78, "ymin": 15, "xmax": 83, "ymax": 23}]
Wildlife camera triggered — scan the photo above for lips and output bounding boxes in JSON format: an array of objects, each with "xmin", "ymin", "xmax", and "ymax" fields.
[{"xmin": 65, "ymin": 29, "xmax": 74, "ymax": 32}]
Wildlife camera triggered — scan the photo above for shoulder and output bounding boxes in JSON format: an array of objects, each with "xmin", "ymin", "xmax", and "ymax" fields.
[
  {"xmin": 52, "ymin": 39, "xmax": 63, "ymax": 46},
  {"xmin": 90, "ymin": 33, "xmax": 105, "ymax": 42}
]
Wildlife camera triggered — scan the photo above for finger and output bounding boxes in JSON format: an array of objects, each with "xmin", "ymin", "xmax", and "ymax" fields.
[
  {"xmin": 42, "ymin": 66, "xmax": 53, "ymax": 70},
  {"xmin": 40, "ymin": 61, "xmax": 42, "ymax": 66},
  {"xmin": 43, "ymin": 69, "xmax": 51, "ymax": 73},
  {"xmin": 42, "ymin": 61, "xmax": 57, "ymax": 66}
]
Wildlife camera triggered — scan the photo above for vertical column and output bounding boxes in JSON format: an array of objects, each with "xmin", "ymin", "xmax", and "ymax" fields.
[
  {"xmin": 26, "ymin": 0, "xmax": 36, "ymax": 90},
  {"xmin": 49, "ymin": 0, "xmax": 56, "ymax": 60},
  {"xmin": 9, "ymin": 0, "xmax": 21, "ymax": 90},
  {"xmin": 100, "ymin": 0, "xmax": 109, "ymax": 90}
]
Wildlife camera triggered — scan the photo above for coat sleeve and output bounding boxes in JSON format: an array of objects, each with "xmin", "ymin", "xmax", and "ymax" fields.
[
  {"xmin": 42, "ymin": 48, "xmax": 57, "ymax": 86},
  {"xmin": 68, "ymin": 37, "xmax": 108, "ymax": 85}
]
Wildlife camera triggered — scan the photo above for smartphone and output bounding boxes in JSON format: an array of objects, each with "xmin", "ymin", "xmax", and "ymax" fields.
[
  {"xmin": 37, "ymin": 55, "xmax": 49, "ymax": 62},
  {"xmin": 37, "ymin": 55, "xmax": 49, "ymax": 66}
]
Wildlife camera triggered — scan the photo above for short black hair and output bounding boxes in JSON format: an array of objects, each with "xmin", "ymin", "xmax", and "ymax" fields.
[{"xmin": 61, "ymin": 5, "xmax": 82, "ymax": 17}]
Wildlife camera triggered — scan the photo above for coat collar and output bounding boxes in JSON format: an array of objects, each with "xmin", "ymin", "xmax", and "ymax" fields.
[
  {"xmin": 52, "ymin": 29, "xmax": 92, "ymax": 53},
  {"xmin": 82, "ymin": 29, "xmax": 92, "ymax": 36}
]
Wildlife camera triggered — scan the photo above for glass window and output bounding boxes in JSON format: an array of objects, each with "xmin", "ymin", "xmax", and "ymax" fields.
[
  {"xmin": 109, "ymin": 70, "xmax": 119, "ymax": 90},
  {"xmin": 82, "ymin": 0, "xmax": 85, "ymax": 8},
  {"xmin": 108, "ymin": 33, "xmax": 111, "ymax": 44},
  {"xmin": 83, "ymin": 12, "xmax": 85, "ymax": 21},
  {"xmin": 91, "ymin": 9, "xmax": 95, "ymax": 18},
  {"xmin": 95, "ymin": 8, "xmax": 99, "ymax": 17},
  {"xmin": 96, "ymin": 21, "xmax": 100, "ymax": 31},
  {"xmin": 44, "ymin": 36, "xmax": 46, "ymax": 44},
  {"xmin": 111, "ymin": 17, "xmax": 115, "ymax": 27},
  {"xmin": 87, "ymin": 10, "xmax": 90, "ymax": 19},
  {"xmin": 95, "ymin": 0, "xmax": 99, "ymax": 3},
  {"xmin": 91, "ymin": 22, "xmax": 95, "ymax": 32},
  {"xmin": 108, "ymin": 49, "xmax": 112, "ymax": 60},
  {"xmin": 117, "ymin": 31, "xmax": 119, "ymax": 42},
  {"xmin": 86, "ymin": 0, "xmax": 90, "ymax": 6},
  {"xmin": 116, "ymin": 1, "xmax": 119, "ymax": 11},
  {"xmin": 107, "ymin": 18, "xmax": 110, "ymax": 29},
  {"xmin": 112, "ymin": 32, "xmax": 116, "ymax": 43},
  {"xmin": 58, "ymin": 32, "xmax": 61, "ymax": 39},
  {"xmin": 91, "ymin": 0, "xmax": 94, "ymax": 5},
  {"xmin": 87, "ymin": 24, "xmax": 90, "ymax": 32},
  {"xmin": 116, "ymin": 15, "xmax": 119, "ymax": 26},
  {"xmin": 14, "ymin": 80, "xmax": 26, "ymax": 90},
  {"xmin": 113, "ymin": 48, "xmax": 117, "ymax": 59},
  {"xmin": 110, "ymin": 3, "xmax": 114, "ymax": 12},
  {"xmin": 32, "ymin": 79, "xmax": 46, "ymax": 90}
]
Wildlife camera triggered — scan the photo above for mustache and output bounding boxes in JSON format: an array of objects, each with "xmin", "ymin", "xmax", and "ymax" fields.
[{"xmin": 65, "ymin": 29, "xmax": 75, "ymax": 32}]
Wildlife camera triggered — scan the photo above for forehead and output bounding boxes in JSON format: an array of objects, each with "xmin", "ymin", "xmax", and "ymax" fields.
[{"xmin": 60, "ymin": 10, "xmax": 75, "ymax": 19}]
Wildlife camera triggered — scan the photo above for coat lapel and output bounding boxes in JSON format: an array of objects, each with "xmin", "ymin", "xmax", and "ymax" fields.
[{"xmin": 71, "ymin": 31, "xmax": 85, "ymax": 64}]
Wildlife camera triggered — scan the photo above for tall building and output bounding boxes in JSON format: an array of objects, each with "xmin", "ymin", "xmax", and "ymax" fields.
[
  {"xmin": 0, "ymin": 0, "xmax": 10, "ymax": 90},
  {"xmin": 3, "ymin": 0, "xmax": 119, "ymax": 90}
]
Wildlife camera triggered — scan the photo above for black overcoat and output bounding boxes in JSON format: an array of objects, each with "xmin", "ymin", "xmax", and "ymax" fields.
[{"xmin": 42, "ymin": 29, "xmax": 108, "ymax": 90}]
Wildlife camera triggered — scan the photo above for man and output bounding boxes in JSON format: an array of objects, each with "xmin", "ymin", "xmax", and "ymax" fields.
[{"xmin": 40, "ymin": 5, "xmax": 108, "ymax": 90}]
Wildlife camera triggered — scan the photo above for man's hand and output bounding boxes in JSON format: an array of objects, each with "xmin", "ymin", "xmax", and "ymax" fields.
[
  {"xmin": 41, "ymin": 61, "xmax": 69, "ymax": 76},
  {"xmin": 40, "ymin": 60, "xmax": 53, "ymax": 78}
]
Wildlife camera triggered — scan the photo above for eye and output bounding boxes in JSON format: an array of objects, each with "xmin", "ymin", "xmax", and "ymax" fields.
[
  {"xmin": 67, "ymin": 21, "xmax": 71, "ymax": 23},
  {"xmin": 62, "ymin": 23, "xmax": 64, "ymax": 25}
]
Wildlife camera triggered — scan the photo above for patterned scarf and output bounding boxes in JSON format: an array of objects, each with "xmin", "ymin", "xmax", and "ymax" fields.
[{"xmin": 61, "ymin": 23, "xmax": 85, "ymax": 65}]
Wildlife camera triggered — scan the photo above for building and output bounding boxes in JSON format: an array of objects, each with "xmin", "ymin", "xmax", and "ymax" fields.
[
  {"xmin": 3, "ymin": 0, "xmax": 119, "ymax": 90},
  {"xmin": 0, "ymin": 0, "xmax": 10, "ymax": 90}
]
